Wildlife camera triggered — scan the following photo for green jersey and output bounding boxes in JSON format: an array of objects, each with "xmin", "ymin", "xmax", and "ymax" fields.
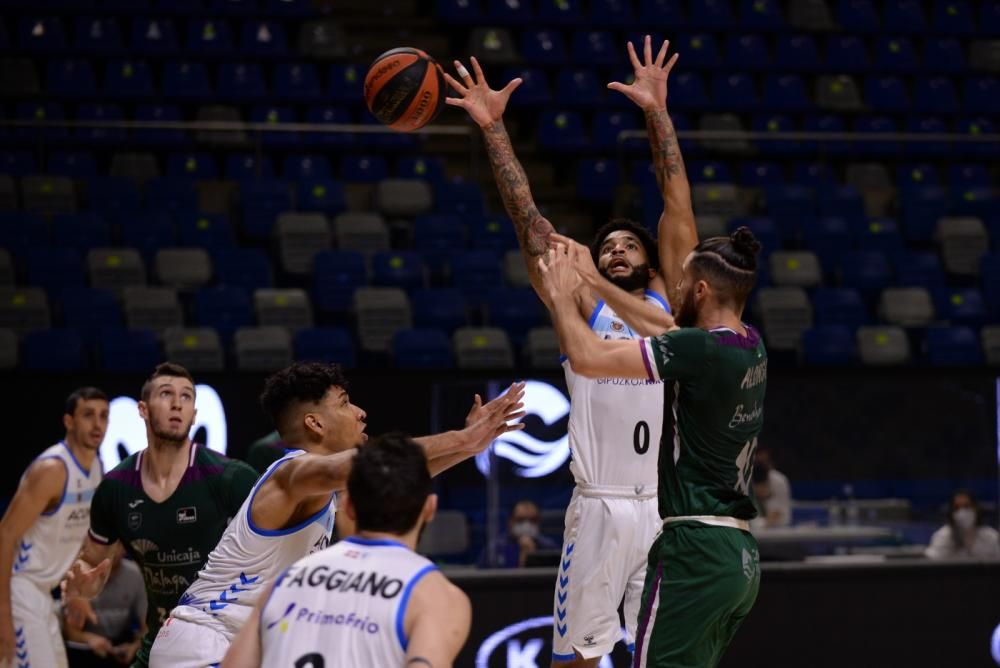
[
  {"xmin": 89, "ymin": 443, "xmax": 258, "ymax": 666},
  {"xmin": 246, "ymin": 430, "xmax": 286, "ymax": 474},
  {"xmin": 640, "ymin": 325, "xmax": 767, "ymax": 520}
]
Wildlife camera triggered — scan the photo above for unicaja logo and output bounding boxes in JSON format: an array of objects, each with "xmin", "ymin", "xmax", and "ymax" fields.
[{"xmin": 476, "ymin": 381, "xmax": 570, "ymax": 479}]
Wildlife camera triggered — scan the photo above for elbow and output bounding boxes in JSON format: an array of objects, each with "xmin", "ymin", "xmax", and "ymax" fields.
[{"xmin": 567, "ymin": 353, "xmax": 600, "ymax": 378}]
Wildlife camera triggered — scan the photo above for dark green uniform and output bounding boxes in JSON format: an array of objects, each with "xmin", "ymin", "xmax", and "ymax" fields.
[
  {"xmin": 634, "ymin": 326, "xmax": 767, "ymax": 668},
  {"xmin": 246, "ymin": 430, "xmax": 286, "ymax": 474},
  {"xmin": 88, "ymin": 444, "xmax": 258, "ymax": 667}
]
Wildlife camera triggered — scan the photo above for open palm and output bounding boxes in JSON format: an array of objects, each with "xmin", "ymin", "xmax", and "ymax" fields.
[
  {"xmin": 444, "ymin": 56, "xmax": 522, "ymax": 128},
  {"xmin": 608, "ymin": 35, "xmax": 680, "ymax": 111}
]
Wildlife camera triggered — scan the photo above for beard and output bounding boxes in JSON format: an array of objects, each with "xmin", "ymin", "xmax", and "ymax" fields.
[
  {"xmin": 599, "ymin": 262, "xmax": 650, "ymax": 293},
  {"xmin": 149, "ymin": 414, "xmax": 192, "ymax": 444},
  {"xmin": 675, "ymin": 287, "xmax": 699, "ymax": 328}
]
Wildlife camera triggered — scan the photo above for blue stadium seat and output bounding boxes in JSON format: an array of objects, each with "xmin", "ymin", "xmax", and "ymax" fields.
[
  {"xmin": 963, "ymin": 77, "xmax": 1000, "ymax": 114},
  {"xmin": 827, "ymin": 35, "xmax": 870, "ymax": 71},
  {"xmin": 805, "ymin": 217, "xmax": 853, "ymax": 273},
  {"xmin": 328, "ymin": 65, "xmax": 364, "ymax": 105},
  {"xmin": 983, "ymin": 0, "xmax": 1000, "ymax": 34},
  {"xmin": 521, "ymin": 30, "xmax": 568, "ymax": 65},
  {"xmin": 213, "ymin": 248, "xmax": 273, "ymax": 291},
  {"xmin": 103, "ymin": 59, "xmax": 155, "ymax": 98},
  {"xmin": 537, "ymin": 110, "xmax": 588, "ymax": 151},
  {"xmin": 249, "ymin": 105, "xmax": 299, "ymax": 148},
  {"xmin": 818, "ymin": 185, "xmax": 865, "ymax": 224},
  {"xmin": 449, "ymin": 250, "xmax": 503, "ymax": 299},
  {"xmin": 0, "ymin": 152, "xmax": 35, "ymax": 177},
  {"xmin": 914, "ymin": 77, "xmax": 959, "ymax": 114},
  {"xmin": 282, "ymin": 155, "xmax": 332, "ymax": 181},
  {"xmin": 813, "ymin": 288, "xmax": 868, "ymax": 328},
  {"xmin": 145, "ymin": 178, "xmax": 199, "ymax": 215},
  {"xmin": 932, "ymin": 0, "xmax": 974, "ymax": 35},
  {"xmin": 801, "ymin": 325, "xmax": 857, "ymax": 366},
  {"xmin": 949, "ymin": 165, "xmax": 991, "ymax": 189},
  {"xmin": 218, "ymin": 62, "xmax": 267, "ymax": 100},
  {"xmin": 47, "ymin": 59, "xmax": 97, "ymax": 97},
  {"xmin": 690, "ymin": 0, "xmax": 736, "ymax": 29},
  {"xmin": 23, "ymin": 330, "xmax": 86, "ymax": 371},
  {"xmin": 340, "ymin": 156, "xmax": 389, "ymax": 184},
  {"xmin": 397, "ymin": 156, "xmax": 446, "ymax": 184},
  {"xmin": 801, "ymin": 114, "xmax": 850, "ymax": 155},
  {"xmin": 240, "ymin": 20, "xmax": 288, "ymax": 56},
  {"xmin": 839, "ymin": 251, "xmax": 892, "ymax": 300},
  {"xmin": 414, "ymin": 214, "xmax": 466, "ymax": 278},
  {"xmin": 894, "ymin": 252, "xmax": 946, "ymax": 289},
  {"xmin": 950, "ymin": 187, "xmax": 999, "ymax": 219},
  {"xmin": 48, "ymin": 152, "xmax": 96, "ymax": 179},
  {"xmin": 272, "ymin": 63, "xmax": 322, "ymax": 102},
  {"xmin": 154, "ymin": 0, "xmax": 206, "ymax": 14},
  {"xmin": 486, "ymin": 287, "xmax": 545, "ymax": 345},
  {"xmin": 130, "ymin": 18, "xmax": 178, "ymax": 55},
  {"xmin": 27, "ymin": 248, "xmax": 85, "ymax": 293},
  {"xmin": 836, "ymin": 0, "xmax": 880, "ymax": 32},
  {"xmin": 225, "ymin": 153, "xmax": 273, "ymax": 180},
  {"xmin": 899, "ymin": 186, "xmax": 948, "ymax": 242},
  {"xmin": 85, "ymin": 177, "xmax": 141, "ymax": 216},
  {"xmin": 503, "ymin": 67, "xmax": 552, "ymax": 107},
  {"xmin": 853, "ymin": 116, "xmax": 900, "ymax": 157},
  {"xmin": 435, "ymin": 181, "xmax": 487, "ymax": 217},
  {"xmin": 211, "ymin": 0, "xmax": 258, "ymax": 14},
  {"xmin": 858, "ymin": 218, "xmax": 904, "ymax": 258},
  {"xmin": 574, "ymin": 30, "xmax": 619, "ymax": 66},
  {"xmin": 775, "ymin": 35, "xmax": 820, "ymax": 72},
  {"xmin": 179, "ymin": 213, "xmax": 233, "ymax": 250},
  {"xmin": 689, "ymin": 161, "xmax": 732, "ymax": 184},
  {"xmin": 639, "ymin": 0, "xmax": 686, "ymax": 25},
  {"xmin": 297, "ymin": 180, "xmax": 346, "ymax": 216},
  {"xmin": 765, "ymin": 186, "xmax": 816, "ymax": 239},
  {"xmin": 265, "ymin": 0, "xmax": 314, "ymax": 17},
  {"xmin": 934, "ymin": 288, "xmax": 987, "ymax": 327},
  {"xmin": 470, "ymin": 215, "xmax": 518, "ymax": 251},
  {"xmin": 726, "ymin": 35, "xmax": 771, "ymax": 71},
  {"xmin": 0, "ymin": 212, "xmax": 48, "ymax": 255},
  {"xmin": 314, "ymin": 250, "xmax": 366, "ymax": 315},
  {"xmin": 923, "ymin": 38, "xmax": 965, "ymax": 73},
  {"xmin": 240, "ymin": 179, "xmax": 291, "ymax": 240},
  {"xmin": 752, "ymin": 114, "xmax": 800, "ymax": 156},
  {"xmin": 293, "ymin": 328, "xmax": 356, "ymax": 366},
  {"xmin": 305, "ymin": 106, "xmax": 355, "ymax": 148},
  {"xmin": 74, "ymin": 17, "xmax": 123, "ymax": 54},
  {"xmin": 957, "ymin": 118, "xmax": 996, "ymax": 158},
  {"xmin": 195, "ymin": 286, "xmax": 253, "ymax": 342},
  {"xmin": 925, "ymin": 326, "xmax": 982, "ymax": 366},
  {"xmin": 372, "ymin": 251, "xmax": 426, "ymax": 292},
  {"xmin": 60, "ymin": 287, "xmax": 123, "ymax": 343},
  {"xmin": 18, "ymin": 17, "xmax": 66, "ymax": 52},
  {"xmin": 101, "ymin": 330, "xmax": 162, "ymax": 371},
  {"xmin": 14, "ymin": 103, "xmax": 69, "ymax": 141},
  {"xmin": 75, "ymin": 104, "xmax": 126, "ymax": 145},
  {"xmin": 117, "ymin": 211, "xmax": 177, "ymax": 261},
  {"xmin": 762, "ymin": 75, "xmax": 811, "ymax": 112},
  {"xmin": 52, "ymin": 213, "xmax": 111, "ymax": 252},
  {"xmin": 163, "ymin": 61, "xmax": 212, "ymax": 100},
  {"xmin": 864, "ymin": 76, "xmax": 909, "ymax": 112},
  {"xmin": 713, "ymin": 74, "xmax": 758, "ymax": 111},
  {"xmin": 679, "ymin": 33, "xmax": 721, "ymax": 69},
  {"xmin": 134, "ymin": 104, "xmax": 187, "ymax": 146},
  {"xmin": 577, "ymin": 159, "xmax": 620, "ymax": 204},
  {"xmin": 740, "ymin": 161, "xmax": 785, "ymax": 187},
  {"xmin": 905, "ymin": 116, "xmax": 950, "ymax": 157},
  {"xmin": 556, "ymin": 69, "xmax": 604, "ymax": 107},
  {"xmin": 411, "ymin": 288, "xmax": 468, "ymax": 333},
  {"xmin": 186, "ymin": 18, "xmax": 234, "ymax": 54},
  {"xmin": 873, "ymin": 37, "xmax": 918, "ymax": 72},
  {"xmin": 896, "ymin": 163, "xmax": 939, "ymax": 189},
  {"xmin": 167, "ymin": 152, "xmax": 217, "ymax": 180},
  {"xmin": 488, "ymin": 0, "xmax": 534, "ymax": 24},
  {"xmin": 590, "ymin": 0, "xmax": 634, "ymax": 26},
  {"xmin": 740, "ymin": 0, "xmax": 785, "ymax": 30},
  {"xmin": 885, "ymin": 0, "xmax": 927, "ymax": 34},
  {"xmin": 537, "ymin": 0, "xmax": 583, "ymax": 25},
  {"xmin": 671, "ymin": 72, "xmax": 710, "ymax": 110},
  {"xmin": 393, "ymin": 328, "xmax": 454, "ymax": 368}
]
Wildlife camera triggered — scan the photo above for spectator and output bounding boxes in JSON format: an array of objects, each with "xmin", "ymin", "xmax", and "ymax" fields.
[
  {"xmin": 750, "ymin": 447, "xmax": 792, "ymax": 529},
  {"xmin": 925, "ymin": 490, "xmax": 1000, "ymax": 560},
  {"xmin": 480, "ymin": 500, "xmax": 558, "ymax": 568},
  {"xmin": 64, "ymin": 544, "xmax": 146, "ymax": 667}
]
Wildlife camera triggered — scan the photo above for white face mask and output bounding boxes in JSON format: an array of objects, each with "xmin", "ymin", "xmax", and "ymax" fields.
[
  {"xmin": 511, "ymin": 520, "xmax": 540, "ymax": 539},
  {"xmin": 953, "ymin": 507, "xmax": 976, "ymax": 530}
]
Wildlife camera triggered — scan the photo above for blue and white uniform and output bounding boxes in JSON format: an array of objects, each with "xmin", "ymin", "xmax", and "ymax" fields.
[
  {"xmin": 260, "ymin": 536, "xmax": 437, "ymax": 667},
  {"xmin": 8, "ymin": 442, "xmax": 101, "ymax": 668},
  {"xmin": 553, "ymin": 292, "xmax": 668, "ymax": 661},
  {"xmin": 149, "ymin": 450, "xmax": 335, "ymax": 668}
]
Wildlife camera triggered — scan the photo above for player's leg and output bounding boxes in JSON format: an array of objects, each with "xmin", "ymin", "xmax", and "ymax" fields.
[
  {"xmin": 622, "ymin": 497, "xmax": 662, "ymax": 657},
  {"xmin": 551, "ymin": 494, "xmax": 629, "ymax": 667},
  {"xmin": 149, "ymin": 616, "xmax": 231, "ymax": 668},
  {"xmin": 6, "ymin": 578, "xmax": 68, "ymax": 668},
  {"xmin": 707, "ymin": 531, "xmax": 760, "ymax": 667}
]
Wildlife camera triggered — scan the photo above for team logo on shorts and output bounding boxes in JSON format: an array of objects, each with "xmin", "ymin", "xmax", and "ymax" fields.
[
  {"xmin": 611, "ymin": 321, "xmax": 625, "ymax": 332},
  {"xmin": 176, "ymin": 507, "xmax": 197, "ymax": 524},
  {"xmin": 128, "ymin": 512, "xmax": 142, "ymax": 531},
  {"xmin": 741, "ymin": 548, "xmax": 759, "ymax": 582},
  {"xmin": 583, "ymin": 634, "xmax": 596, "ymax": 646}
]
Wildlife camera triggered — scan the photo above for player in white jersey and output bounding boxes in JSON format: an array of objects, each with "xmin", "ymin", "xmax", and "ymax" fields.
[
  {"xmin": 445, "ymin": 48, "xmax": 679, "ymax": 664},
  {"xmin": 0, "ymin": 387, "xmax": 108, "ymax": 668},
  {"xmin": 223, "ymin": 433, "xmax": 471, "ymax": 668},
  {"xmin": 150, "ymin": 362, "xmax": 524, "ymax": 668}
]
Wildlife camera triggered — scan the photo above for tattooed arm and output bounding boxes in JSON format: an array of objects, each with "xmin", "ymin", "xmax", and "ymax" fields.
[
  {"xmin": 609, "ymin": 36, "xmax": 697, "ymax": 307},
  {"xmin": 444, "ymin": 57, "xmax": 559, "ymax": 308}
]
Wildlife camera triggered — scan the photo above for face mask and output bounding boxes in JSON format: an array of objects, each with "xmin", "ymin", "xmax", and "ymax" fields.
[
  {"xmin": 511, "ymin": 520, "xmax": 539, "ymax": 539},
  {"xmin": 953, "ymin": 507, "xmax": 976, "ymax": 530}
]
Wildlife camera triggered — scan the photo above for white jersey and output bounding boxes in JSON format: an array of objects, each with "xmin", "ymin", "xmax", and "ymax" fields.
[
  {"xmin": 170, "ymin": 450, "xmax": 336, "ymax": 638},
  {"xmin": 563, "ymin": 291, "xmax": 668, "ymax": 489},
  {"xmin": 260, "ymin": 536, "xmax": 437, "ymax": 668},
  {"xmin": 13, "ymin": 442, "xmax": 102, "ymax": 591}
]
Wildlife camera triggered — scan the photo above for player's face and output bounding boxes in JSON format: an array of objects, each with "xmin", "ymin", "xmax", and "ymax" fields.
[
  {"xmin": 66, "ymin": 399, "xmax": 110, "ymax": 451},
  {"xmin": 142, "ymin": 376, "xmax": 197, "ymax": 444},
  {"xmin": 318, "ymin": 386, "xmax": 368, "ymax": 451},
  {"xmin": 597, "ymin": 231, "xmax": 651, "ymax": 292}
]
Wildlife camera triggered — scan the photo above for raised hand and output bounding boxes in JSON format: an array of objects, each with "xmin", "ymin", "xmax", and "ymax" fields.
[
  {"xmin": 607, "ymin": 35, "xmax": 679, "ymax": 112},
  {"xmin": 537, "ymin": 245, "xmax": 583, "ymax": 303},
  {"xmin": 444, "ymin": 56, "xmax": 522, "ymax": 129},
  {"xmin": 61, "ymin": 557, "xmax": 111, "ymax": 629},
  {"xmin": 549, "ymin": 233, "xmax": 601, "ymax": 288},
  {"xmin": 463, "ymin": 381, "xmax": 527, "ymax": 452}
]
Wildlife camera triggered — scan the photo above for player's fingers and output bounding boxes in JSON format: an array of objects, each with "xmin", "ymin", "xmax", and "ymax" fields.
[
  {"xmin": 626, "ymin": 40, "xmax": 641, "ymax": 71},
  {"xmin": 443, "ymin": 71, "xmax": 468, "ymax": 95},
  {"xmin": 473, "ymin": 393, "xmax": 482, "ymax": 408},
  {"xmin": 655, "ymin": 39, "xmax": 669, "ymax": 67},
  {"xmin": 470, "ymin": 56, "xmax": 487, "ymax": 85},
  {"xmin": 664, "ymin": 52, "xmax": 679, "ymax": 75},
  {"xmin": 644, "ymin": 34, "xmax": 653, "ymax": 65},
  {"xmin": 454, "ymin": 59, "xmax": 474, "ymax": 85},
  {"xmin": 607, "ymin": 81, "xmax": 629, "ymax": 94},
  {"xmin": 500, "ymin": 78, "xmax": 522, "ymax": 98}
]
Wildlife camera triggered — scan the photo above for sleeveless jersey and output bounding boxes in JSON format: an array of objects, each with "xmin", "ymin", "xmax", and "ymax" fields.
[
  {"xmin": 260, "ymin": 536, "xmax": 438, "ymax": 668},
  {"xmin": 13, "ymin": 442, "xmax": 102, "ymax": 591},
  {"xmin": 639, "ymin": 325, "xmax": 768, "ymax": 519},
  {"xmin": 563, "ymin": 291, "xmax": 670, "ymax": 488},
  {"xmin": 89, "ymin": 443, "xmax": 258, "ymax": 661},
  {"xmin": 171, "ymin": 449, "xmax": 337, "ymax": 637}
]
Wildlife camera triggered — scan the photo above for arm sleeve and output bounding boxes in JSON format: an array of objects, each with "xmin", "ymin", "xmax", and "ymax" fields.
[
  {"xmin": 222, "ymin": 461, "xmax": 260, "ymax": 516},
  {"xmin": 88, "ymin": 480, "xmax": 118, "ymax": 546},
  {"xmin": 641, "ymin": 328, "xmax": 712, "ymax": 382}
]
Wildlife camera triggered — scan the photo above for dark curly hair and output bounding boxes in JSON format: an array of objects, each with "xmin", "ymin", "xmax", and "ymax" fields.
[
  {"xmin": 259, "ymin": 362, "xmax": 350, "ymax": 434},
  {"xmin": 688, "ymin": 226, "xmax": 762, "ymax": 307},
  {"xmin": 348, "ymin": 432, "xmax": 432, "ymax": 535},
  {"xmin": 589, "ymin": 218, "xmax": 660, "ymax": 271}
]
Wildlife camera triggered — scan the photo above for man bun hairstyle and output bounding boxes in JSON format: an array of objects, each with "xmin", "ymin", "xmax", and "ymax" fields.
[
  {"xmin": 348, "ymin": 432, "xmax": 432, "ymax": 535},
  {"xmin": 590, "ymin": 218, "xmax": 660, "ymax": 271},
  {"xmin": 689, "ymin": 226, "xmax": 762, "ymax": 307},
  {"xmin": 259, "ymin": 362, "xmax": 349, "ymax": 434}
]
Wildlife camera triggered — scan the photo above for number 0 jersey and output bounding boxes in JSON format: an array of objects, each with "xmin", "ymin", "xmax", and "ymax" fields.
[
  {"xmin": 639, "ymin": 325, "xmax": 768, "ymax": 520},
  {"xmin": 563, "ymin": 291, "xmax": 669, "ymax": 490}
]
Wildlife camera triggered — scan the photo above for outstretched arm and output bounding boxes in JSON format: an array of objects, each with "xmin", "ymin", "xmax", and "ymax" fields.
[
  {"xmin": 609, "ymin": 36, "xmax": 697, "ymax": 307},
  {"xmin": 445, "ymin": 58, "xmax": 558, "ymax": 308}
]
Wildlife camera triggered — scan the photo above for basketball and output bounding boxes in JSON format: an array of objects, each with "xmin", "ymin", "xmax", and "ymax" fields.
[{"xmin": 364, "ymin": 47, "xmax": 446, "ymax": 132}]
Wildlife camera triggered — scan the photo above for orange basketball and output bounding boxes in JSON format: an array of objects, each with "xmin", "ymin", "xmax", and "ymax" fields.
[{"xmin": 364, "ymin": 47, "xmax": 446, "ymax": 133}]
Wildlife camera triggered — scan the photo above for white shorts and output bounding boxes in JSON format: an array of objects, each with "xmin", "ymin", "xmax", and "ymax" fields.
[
  {"xmin": 3, "ymin": 577, "xmax": 67, "ymax": 668},
  {"xmin": 149, "ymin": 616, "xmax": 231, "ymax": 668},
  {"xmin": 551, "ymin": 487, "xmax": 661, "ymax": 662}
]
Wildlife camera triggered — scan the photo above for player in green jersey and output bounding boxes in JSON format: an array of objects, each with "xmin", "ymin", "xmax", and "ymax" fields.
[
  {"xmin": 538, "ymin": 39, "xmax": 766, "ymax": 665},
  {"xmin": 62, "ymin": 363, "xmax": 260, "ymax": 668}
]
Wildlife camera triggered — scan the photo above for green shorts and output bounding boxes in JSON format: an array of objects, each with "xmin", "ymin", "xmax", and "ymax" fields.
[
  {"xmin": 130, "ymin": 633, "xmax": 153, "ymax": 668},
  {"xmin": 632, "ymin": 522, "xmax": 760, "ymax": 668}
]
